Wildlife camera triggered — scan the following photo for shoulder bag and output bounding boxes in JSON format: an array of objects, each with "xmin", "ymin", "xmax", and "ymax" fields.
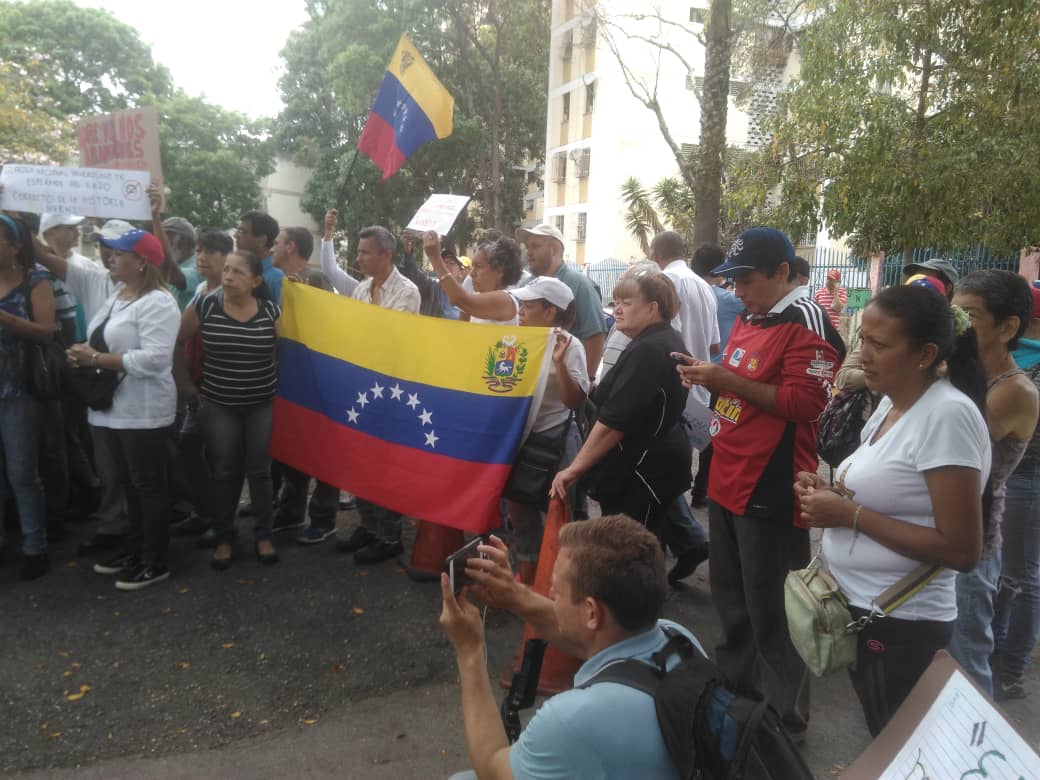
[
  {"xmin": 502, "ymin": 414, "xmax": 574, "ymax": 511},
  {"xmin": 63, "ymin": 301, "xmax": 126, "ymax": 411},
  {"xmin": 17, "ymin": 277, "xmax": 67, "ymax": 401},
  {"xmin": 784, "ymin": 555, "xmax": 943, "ymax": 677}
]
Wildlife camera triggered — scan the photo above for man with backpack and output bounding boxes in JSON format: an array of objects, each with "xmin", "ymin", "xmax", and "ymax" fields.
[{"xmin": 439, "ymin": 515, "xmax": 704, "ymax": 779}]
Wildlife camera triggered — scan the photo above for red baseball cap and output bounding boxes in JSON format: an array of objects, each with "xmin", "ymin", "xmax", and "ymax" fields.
[{"xmin": 826, "ymin": 269, "xmax": 841, "ymax": 281}]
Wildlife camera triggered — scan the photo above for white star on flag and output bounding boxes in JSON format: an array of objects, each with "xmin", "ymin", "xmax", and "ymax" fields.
[
  {"xmin": 406, "ymin": 393, "xmax": 421, "ymax": 409},
  {"xmin": 390, "ymin": 384, "xmax": 404, "ymax": 401},
  {"xmin": 357, "ymin": 391, "xmax": 369, "ymax": 408},
  {"xmin": 371, "ymin": 382, "xmax": 385, "ymax": 399},
  {"xmin": 424, "ymin": 431, "xmax": 439, "ymax": 448},
  {"xmin": 346, "ymin": 408, "xmax": 360, "ymax": 424},
  {"xmin": 418, "ymin": 409, "xmax": 433, "ymax": 426}
]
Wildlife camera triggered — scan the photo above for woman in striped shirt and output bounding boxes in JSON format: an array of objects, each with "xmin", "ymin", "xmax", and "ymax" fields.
[{"xmin": 178, "ymin": 250, "xmax": 281, "ymax": 569}]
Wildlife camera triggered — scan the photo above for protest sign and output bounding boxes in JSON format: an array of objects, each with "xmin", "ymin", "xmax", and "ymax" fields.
[
  {"xmin": 77, "ymin": 107, "xmax": 163, "ymax": 187},
  {"xmin": 405, "ymin": 193, "xmax": 472, "ymax": 236},
  {"xmin": 0, "ymin": 165, "xmax": 152, "ymax": 221}
]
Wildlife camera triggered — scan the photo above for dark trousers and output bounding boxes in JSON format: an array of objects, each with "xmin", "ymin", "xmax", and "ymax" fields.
[
  {"xmin": 178, "ymin": 400, "xmax": 210, "ymax": 520},
  {"xmin": 37, "ymin": 398, "xmax": 69, "ymax": 534},
  {"xmin": 847, "ymin": 606, "xmax": 953, "ymax": 737},
  {"xmin": 692, "ymin": 443, "xmax": 712, "ymax": 498},
  {"xmin": 355, "ymin": 498, "xmax": 403, "ymax": 543},
  {"xmin": 600, "ymin": 494, "xmax": 670, "ymax": 544},
  {"xmin": 96, "ymin": 426, "xmax": 170, "ymax": 567},
  {"xmin": 709, "ymin": 500, "xmax": 811, "ymax": 733},
  {"xmin": 276, "ymin": 464, "xmax": 339, "ymax": 531},
  {"xmin": 202, "ymin": 400, "xmax": 273, "ymax": 544}
]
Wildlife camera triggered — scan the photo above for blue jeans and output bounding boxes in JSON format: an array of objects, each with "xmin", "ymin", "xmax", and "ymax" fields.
[
  {"xmin": 949, "ymin": 551, "xmax": 1002, "ymax": 695},
  {"xmin": 993, "ymin": 468, "xmax": 1040, "ymax": 677},
  {"xmin": 0, "ymin": 396, "xmax": 47, "ymax": 556},
  {"xmin": 202, "ymin": 399, "xmax": 274, "ymax": 543}
]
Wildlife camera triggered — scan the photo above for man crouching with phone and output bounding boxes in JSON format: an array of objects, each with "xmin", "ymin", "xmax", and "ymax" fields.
[{"xmin": 439, "ymin": 515, "xmax": 705, "ymax": 779}]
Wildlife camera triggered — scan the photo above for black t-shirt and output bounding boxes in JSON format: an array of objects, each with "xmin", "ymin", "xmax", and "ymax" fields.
[{"xmin": 586, "ymin": 321, "xmax": 691, "ymax": 504}]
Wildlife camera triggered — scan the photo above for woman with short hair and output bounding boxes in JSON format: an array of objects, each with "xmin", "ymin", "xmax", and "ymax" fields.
[
  {"xmin": 551, "ymin": 270, "xmax": 690, "ymax": 541},
  {"xmin": 422, "ymin": 231, "xmax": 523, "ymax": 325}
]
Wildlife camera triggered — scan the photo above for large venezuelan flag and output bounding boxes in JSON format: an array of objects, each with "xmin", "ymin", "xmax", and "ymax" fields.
[
  {"xmin": 357, "ymin": 34, "xmax": 454, "ymax": 179},
  {"xmin": 271, "ymin": 283, "xmax": 551, "ymax": 534}
]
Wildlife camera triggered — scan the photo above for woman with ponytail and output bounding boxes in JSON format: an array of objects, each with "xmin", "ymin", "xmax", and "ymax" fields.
[
  {"xmin": 795, "ymin": 280, "xmax": 992, "ymax": 735},
  {"xmin": 177, "ymin": 250, "xmax": 280, "ymax": 569},
  {"xmin": 948, "ymin": 270, "xmax": 1039, "ymax": 695}
]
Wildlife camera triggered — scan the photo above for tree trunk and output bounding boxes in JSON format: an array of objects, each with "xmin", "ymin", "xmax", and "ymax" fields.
[
  {"xmin": 489, "ymin": 15, "xmax": 504, "ymax": 230},
  {"xmin": 693, "ymin": 0, "xmax": 732, "ymax": 246}
]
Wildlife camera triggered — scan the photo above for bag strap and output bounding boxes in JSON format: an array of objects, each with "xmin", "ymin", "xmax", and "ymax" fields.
[{"xmin": 873, "ymin": 561, "xmax": 944, "ymax": 616}]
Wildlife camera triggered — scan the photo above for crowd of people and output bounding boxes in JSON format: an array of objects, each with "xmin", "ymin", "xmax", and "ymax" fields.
[{"xmin": 2, "ymin": 187, "xmax": 1038, "ymax": 773}]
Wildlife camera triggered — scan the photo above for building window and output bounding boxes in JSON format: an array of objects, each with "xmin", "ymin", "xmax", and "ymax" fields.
[
  {"xmin": 680, "ymin": 143, "xmax": 699, "ymax": 160},
  {"xmin": 584, "ymin": 82, "xmax": 596, "ymax": 114},
  {"xmin": 729, "ymin": 79, "xmax": 752, "ymax": 101},
  {"xmin": 576, "ymin": 213, "xmax": 587, "ymax": 242},
  {"xmin": 560, "ymin": 30, "xmax": 573, "ymax": 61},
  {"xmin": 689, "ymin": 8, "xmax": 707, "ymax": 25},
  {"xmin": 562, "ymin": 93, "xmax": 570, "ymax": 122},
  {"xmin": 686, "ymin": 74, "xmax": 705, "ymax": 92},
  {"xmin": 576, "ymin": 148, "xmax": 591, "ymax": 178},
  {"xmin": 554, "ymin": 215, "xmax": 565, "ymax": 235},
  {"xmin": 552, "ymin": 152, "xmax": 567, "ymax": 182},
  {"xmin": 581, "ymin": 16, "xmax": 597, "ymax": 46}
]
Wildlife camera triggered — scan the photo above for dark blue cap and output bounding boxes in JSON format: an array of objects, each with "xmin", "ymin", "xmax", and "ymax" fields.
[{"xmin": 711, "ymin": 227, "xmax": 795, "ymax": 277}]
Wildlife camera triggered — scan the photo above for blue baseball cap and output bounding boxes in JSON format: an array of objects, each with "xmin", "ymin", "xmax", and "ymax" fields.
[
  {"xmin": 711, "ymin": 227, "xmax": 795, "ymax": 277},
  {"xmin": 98, "ymin": 228, "xmax": 165, "ymax": 267}
]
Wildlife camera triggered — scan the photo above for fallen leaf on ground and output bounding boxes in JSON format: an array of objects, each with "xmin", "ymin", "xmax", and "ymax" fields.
[
  {"xmin": 358, "ymin": 570, "xmax": 369, "ymax": 576},
  {"xmin": 259, "ymin": 719, "xmax": 269, "ymax": 726},
  {"xmin": 331, "ymin": 664, "xmax": 345, "ymax": 674},
  {"xmin": 176, "ymin": 728, "xmax": 187, "ymax": 735},
  {"xmin": 112, "ymin": 611, "xmax": 120, "ymax": 617},
  {"xmin": 63, "ymin": 671, "xmax": 72, "ymax": 678},
  {"xmin": 65, "ymin": 684, "xmax": 92, "ymax": 702},
  {"xmin": 221, "ymin": 642, "xmax": 234, "ymax": 649},
  {"xmin": 57, "ymin": 651, "xmax": 70, "ymax": 658},
  {"xmin": 230, "ymin": 711, "xmax": 241, "ymax": 719},
  {"xmin": 178, "ymin": 661, "xmax": 191, "ymax": 670},
  {"xmin": 303, "ymin": 718, "xmax": 318, "ymax": 725},
  {"xmin": 70, "ymin": 662, "xmax": 81, "ymax": 668},
  {"xmin": 177, "ymin": 587, "xmax": 189, "ymax": 594},
  {"xmin": 353, "ymin": 607, "xmax": 365, "ymax": 615},
  {"xmin": 47, "ymin": 732, "xmax": 62, "ymax": 739},
  {"xmin": 237, "ymin": 579, "xmax": 252, "ymax": 585},
  {"xmin": 40, "ymin": 723, "xmax": 48, "ymax": 730},
  {"xmin": 111, "ymin": 661, "xmax": 120, "ymax": 669},
  {"xmin": 162, "ymin": 607, "xmax": 173, "ymax": 614}
]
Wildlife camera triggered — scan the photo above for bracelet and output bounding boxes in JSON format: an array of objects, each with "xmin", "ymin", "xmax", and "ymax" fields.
[{"xmin": 91, "ymin": 352, "xmax": 100, "ymax": 368}]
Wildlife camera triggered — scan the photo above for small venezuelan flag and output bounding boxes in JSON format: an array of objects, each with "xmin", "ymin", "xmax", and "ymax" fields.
[
  {"xmin": 271, "ymin": 283, "xmax": 551, "ymax": 534},
  {"xmin": 357, "ymin": 34, "xmax": 454, "ymax": 179}
]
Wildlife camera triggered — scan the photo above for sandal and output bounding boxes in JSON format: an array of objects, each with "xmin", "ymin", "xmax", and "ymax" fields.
[
  {"xmin": 211, "ymin": 543, "xmax": 232, "ymax": 571},
  {"xmin": 256, "ymin": 539, "xmax": 279, "ymax": 566}
]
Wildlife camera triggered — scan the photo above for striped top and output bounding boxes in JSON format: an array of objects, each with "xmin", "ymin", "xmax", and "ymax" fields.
[
  {"xmin": 812, "ymin": 286, "xmax": 847, "ymax": 329},
  {"xmin": 196, "ymin": 290, "xmax": 281, "ymax": 406}
]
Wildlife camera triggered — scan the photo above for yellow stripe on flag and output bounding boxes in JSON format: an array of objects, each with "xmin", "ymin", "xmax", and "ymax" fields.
[
  {"xmin": 389, "ymin": 34, "xmax": 454, "ymax": 139},
  {"xmin": 279, "ymin": 282, "xmax": 550, "ymax": 398}
]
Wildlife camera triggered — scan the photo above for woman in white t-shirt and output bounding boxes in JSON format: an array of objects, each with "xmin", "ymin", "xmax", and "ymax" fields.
[
  {"xmin": 421, "ymin": 231, "xmax": 521, "ymax": 325},
  {"xmin": 508, "ymin": 277, "xmax": 588, "ymax": 582},
  {"xmin": 795, "ymin": 283, "xmax": 991, "ymax": 736}
]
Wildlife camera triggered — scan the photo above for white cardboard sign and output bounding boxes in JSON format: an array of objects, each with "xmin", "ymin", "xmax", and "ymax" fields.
[
  {"xmin": 405, "ymin": 193, "xmax": 472, "ymax": 236},
  {"xmin": 0, "ymin": 164, "xmax": 152, "ymax": 221}
]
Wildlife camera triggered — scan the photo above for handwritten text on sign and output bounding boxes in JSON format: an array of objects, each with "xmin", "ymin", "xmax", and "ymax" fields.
[
  {"xmin": 406, "ymin": 194, "xmax": 472, "ymax": 236},
  {"xmin": 77, "ymin": 107, "xmax": 163, "ymax": 186},
  {"xmin": 0, "ymin": 165, "xmax": 152, "ymax": 221}
]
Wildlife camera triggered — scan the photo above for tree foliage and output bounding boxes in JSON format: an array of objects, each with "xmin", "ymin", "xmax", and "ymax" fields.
[
  {"xmin": 768, "ymin": 0, "xmax": 1040, "ymax": 255},
  {"xmin": 276, "ymin": 0, "xmax": 550, "ymax": 244},
  {"xmin": 0, "ymin": 0, "xmax": 274, "ymax": 229}
]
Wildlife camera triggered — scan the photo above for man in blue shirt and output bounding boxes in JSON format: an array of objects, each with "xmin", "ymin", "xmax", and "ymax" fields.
[
  {"xmin": 235, "ymin": 211, "xmax": 284, "ymax": 304},
  {"xmin": 440, "ymin": 515, "xmax": 704, "ymax": 780}
]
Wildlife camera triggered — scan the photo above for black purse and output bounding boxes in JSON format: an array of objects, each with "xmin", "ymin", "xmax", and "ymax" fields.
[
  {"xmin": 16, "ymin": 278, "xmax": 66, "ymax": 401},
  {"xmin": 502, "ymin": 416, "xmax": 573, "ymax": 511},
  {"xmin": 63, "ymin": 302, "xmax": 125, "ymax": 411}
]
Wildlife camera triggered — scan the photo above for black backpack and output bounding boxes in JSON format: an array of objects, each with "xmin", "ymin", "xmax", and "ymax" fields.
[
  {"xmin": 816, "ymin": 387, "xmax": 878, "ymax": 469},
  {"xmin": 582, "ymin": 627, "xmax": 812, "ymax": 780}
]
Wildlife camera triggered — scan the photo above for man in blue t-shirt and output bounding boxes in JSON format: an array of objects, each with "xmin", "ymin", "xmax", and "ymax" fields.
[
  {"xmin": 440, "ymin": 515, "xmax": 704, "ymax": 780},
  {"xmin": 235, "ymin": 211, "xmax": 284, "ymax": 305}
]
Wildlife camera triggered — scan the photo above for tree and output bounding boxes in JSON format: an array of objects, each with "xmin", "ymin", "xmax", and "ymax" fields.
[
  {"xmin": 276, "ymin": 0, "xmax": 549, "ymax": 243},
  {"xmin": 0, "ymin": 57, "xmax": 74, "ymax": 164},
  {"xmin": 768, "ymin": 0, "xmax": 1040, "ymax": 256}
]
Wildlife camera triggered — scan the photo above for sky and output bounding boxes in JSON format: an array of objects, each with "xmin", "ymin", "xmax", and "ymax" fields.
[{"xmin": 76, "ymin": 0, "xmax": 311, "ymax": 118}]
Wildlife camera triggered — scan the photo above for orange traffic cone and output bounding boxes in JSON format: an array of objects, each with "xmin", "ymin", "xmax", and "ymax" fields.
[
  {"xmin": 499, "ymin": 496, "xmax": 583, "ymax": 695},
  {"xmin": 400, "ymin": 520, "xmax": 464, "ymax": 582}
]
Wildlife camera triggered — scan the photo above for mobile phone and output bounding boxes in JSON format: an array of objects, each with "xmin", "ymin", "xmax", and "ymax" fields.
[{"xmin": 445, "ymin": 536, "xmax": 487, "ymax": 593}]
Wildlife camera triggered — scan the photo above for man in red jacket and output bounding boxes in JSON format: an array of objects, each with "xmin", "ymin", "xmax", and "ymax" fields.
[{"xmin": 675, "ymin": 227, "xmax": 845, "ymax": 742}]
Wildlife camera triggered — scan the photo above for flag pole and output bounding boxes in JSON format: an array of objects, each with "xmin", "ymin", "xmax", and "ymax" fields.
[{"xmin": 337, "ymin": 147, "xmax": 361, "ymax": 209}]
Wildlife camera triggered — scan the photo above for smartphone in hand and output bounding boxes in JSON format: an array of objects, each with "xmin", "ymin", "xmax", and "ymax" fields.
[{"xmin": 444, "ymin": 536, "xmax": 487, "ymax": 593}]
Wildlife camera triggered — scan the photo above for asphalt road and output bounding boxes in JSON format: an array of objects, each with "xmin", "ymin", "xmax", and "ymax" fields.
[{"xmin": 2, "ymin": 507, "xmax": 1037, "ymax": 779}]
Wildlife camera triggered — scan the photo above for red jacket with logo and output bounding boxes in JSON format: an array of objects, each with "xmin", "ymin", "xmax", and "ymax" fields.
[{"xmin": 707, "ymin": 294, "xmax": 846, "ymax": 525}]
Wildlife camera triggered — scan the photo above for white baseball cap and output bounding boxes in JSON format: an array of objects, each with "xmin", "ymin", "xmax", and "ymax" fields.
[
  {"xmin": 39, "ymin": 213, "xmax": 85, "ymax": 235},
  {"xmin": 515, "ymin": 223, "xmax": 565, "ymax": 247},
  {"xmin": 513, "ymin": 277, "xmax": 574, "ymax": 310},
  {"xmin": 95, "ymin": 219, "xmax": 136, "ymax": 241}
]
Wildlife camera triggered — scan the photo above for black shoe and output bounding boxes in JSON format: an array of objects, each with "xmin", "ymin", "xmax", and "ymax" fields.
[
  {"xmin": 353, "ymin": 540, "xmax": 404, "ymax": 565},
  {"xmin": 255, "ymin": 541, "xmax": 279, "ymax": 566},
  {"xmin": 20, "ymin": 553, "xmax": 50, "ymax": 580},
  {"xmin": 93, "ymin": 551, "xmax": 138, "ymax": 575},
  {"xmin": 115, "ymin": 564, "xmax": 170, "ymax": 591},
  {"xmin": 171, "ymin": 512, "xmax": 210, "ymax": 537},
  {"xmin": 336, "ymin": 526, "xmax": 376, "ymax": 554},
  {"xmin": 668, "ymin": 544, "xmax": 709, "ymax": 585},
  {"xmin": 77, "ymin": 532, "xmax": 127, "ymax": 556}
]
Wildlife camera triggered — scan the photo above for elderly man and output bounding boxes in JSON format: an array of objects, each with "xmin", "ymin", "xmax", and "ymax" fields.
[
  {"xmin": 812, "ymin": 269, "xmax": 846, "ymax": 330},
  {"xmin": 515, "ymin": 224, "xmax": 606, "ymax": 378},
  {"xmin": 676, "ymin": 227, "xmax": 845, "ymax": 743},
  {"xmin": 440, "ymin": 514, "xmax": 705, "ymax": 779},
  {"xmin": 335, "ymin": 226, "xmax": 421, "ymax": 564},
  {"xmin": 902, "ymin": 257, "xmax": 959, "ymax": 300},
  {"xmin": 162, "ymin": 216, "xmax": 199, "ymax": 311}
]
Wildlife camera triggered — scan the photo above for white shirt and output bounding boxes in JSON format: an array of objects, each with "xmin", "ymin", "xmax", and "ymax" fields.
[
  {"xmin": 663, "ymin": 259, "xmax": 719, "ymax": 426},
  {"xmin": 470, "ymin": 294, "xmax": 519, "ymax": 326},
  {"xmin": 352, "ymin": 267, "xmax": 421, "ymax": 314},
  {"xmin": 66, "ymin": 259, "xmax": 180, "ymax": 428},
  {"xmin": 822, "ymin": 379, "xmax": 991, "ymax": 621},
  {"xmin": 320, "ymin": 239, "xmax": 360, "ymax": 297},
  {"xmin": 534, "ymin": 331, "xmax": 588, "ymax": 433}
]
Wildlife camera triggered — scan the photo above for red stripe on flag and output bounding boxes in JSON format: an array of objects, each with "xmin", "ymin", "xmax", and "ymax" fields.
[
  {"xmin": 271, "ymin": 398, "xmax": 508, "ymax": 534},
  {"xmin": 357, "ymin": 112, "xmax": 407, "ymax": 179}
]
